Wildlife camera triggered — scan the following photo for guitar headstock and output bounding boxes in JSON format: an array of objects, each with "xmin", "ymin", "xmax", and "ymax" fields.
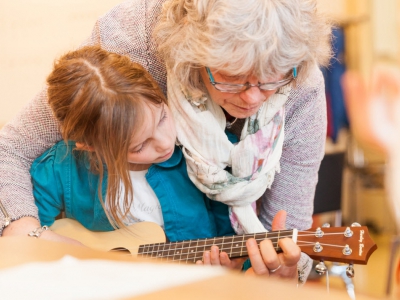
[{"xmin": 298, "ymin": 225, "xmax": 377, "ymax": 265}]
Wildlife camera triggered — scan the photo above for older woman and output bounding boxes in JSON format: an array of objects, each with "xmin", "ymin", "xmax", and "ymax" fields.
[{"xmin": 0, "ymin": 0, "xmax": 331, "ymax": 282}]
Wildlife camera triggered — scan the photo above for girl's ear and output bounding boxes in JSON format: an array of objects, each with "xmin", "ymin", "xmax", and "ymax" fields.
[{"xmin": 75, "ymin": 142, "xmax": 95, "ymax": 152}]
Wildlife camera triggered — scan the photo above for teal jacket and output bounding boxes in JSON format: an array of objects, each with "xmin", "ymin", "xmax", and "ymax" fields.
[{"xmin": 30, "ymin": 141, "xmax": 234, "ymax": 242}]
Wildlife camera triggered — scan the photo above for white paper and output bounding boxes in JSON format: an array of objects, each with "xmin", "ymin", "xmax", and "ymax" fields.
[{"xmin": 0, "ymin": 256, "xmax": 227, "ymax": 299}]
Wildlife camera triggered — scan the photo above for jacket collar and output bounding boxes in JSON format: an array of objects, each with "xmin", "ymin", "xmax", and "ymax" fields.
[{"xmin": 153, "ymin": 145, "xmax": 182, "ymax": 168}]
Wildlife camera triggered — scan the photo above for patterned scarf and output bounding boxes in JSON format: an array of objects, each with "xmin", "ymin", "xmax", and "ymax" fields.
[{"xmin": 167, "ymin": 72, "xmax": 291, "ymax": 234}]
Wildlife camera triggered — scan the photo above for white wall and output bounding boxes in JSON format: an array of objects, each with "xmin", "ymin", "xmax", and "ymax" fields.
[
  {"xmin": 371, "ymin": 0, "xmax": 399, "ymax": 61},
  {"xmin": 0, "ymin": 0, "xmax": 122, "ymax": 125}
]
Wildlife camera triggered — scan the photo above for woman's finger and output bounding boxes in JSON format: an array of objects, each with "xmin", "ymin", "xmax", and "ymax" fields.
[
  {"xmin": 271, "ymin": 210, "xmax": 287, "ymax": 231},
  {"xmin": 246, "ymin": 238, "xmax": 276, "ymax": 275},
  {"xmin": 278, "ymin": 238, "xmax": 301, "ymax": 268},
  {"xmin": 258, "ymin": 239, "xmax": 282, "ymax": 274}
]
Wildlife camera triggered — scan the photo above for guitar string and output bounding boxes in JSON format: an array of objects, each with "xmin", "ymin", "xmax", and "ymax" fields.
[
  {"xmin": 124, "ymin": 229, "xmax": 362, "ymax": 260},
  {"xmin": 138, "ymin": 240, "xmax": 349, "ymax": 256},
  {"xmin": 138, "ymin": 241, "xmax": 355, "ymax": 259},
  {"xmin": 137, "ymin": 242, "xmax": 350, "ymax": 262},
  {"xmin": 138, "ymin": 231, "xmax": 359, "ymax": 254},
  {"xmin": 138, "ymin": 245, "xmax": 349, "ymax": 262},
  {"xmin": 115, "ymin": 240, "xmax": 356, "ymax": 261}
]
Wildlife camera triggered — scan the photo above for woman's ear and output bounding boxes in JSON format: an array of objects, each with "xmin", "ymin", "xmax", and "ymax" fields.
[{"xmin": 75, "ymin": 142, "xmax": 95, "ymax": 152}]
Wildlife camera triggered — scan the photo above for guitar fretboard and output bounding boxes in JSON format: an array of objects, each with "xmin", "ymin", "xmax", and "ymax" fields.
[{"xmin": 137, "ymin": 230, "xmax": 293, "ymax": 263}]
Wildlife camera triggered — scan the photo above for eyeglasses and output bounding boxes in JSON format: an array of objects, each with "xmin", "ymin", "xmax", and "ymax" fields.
[{"xmin": 205, "ymin": 67, "xmax": 297, "ymax": 94}]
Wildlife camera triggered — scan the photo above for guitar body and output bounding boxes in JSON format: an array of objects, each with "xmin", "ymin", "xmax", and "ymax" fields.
[{"xmin": 51, "ymin": 218, "xmax": 166, "ymax": 255}]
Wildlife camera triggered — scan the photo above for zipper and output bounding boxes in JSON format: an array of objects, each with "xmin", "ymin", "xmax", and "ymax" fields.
[{"xmin": 0, "ymin": 200, "xmax": 11, "ymax": 227}]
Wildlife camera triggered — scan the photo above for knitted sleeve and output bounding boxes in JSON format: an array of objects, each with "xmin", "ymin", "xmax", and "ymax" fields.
[{"xmin": 259, "ymin": 66, "xmax": 327, "ymax": 231}]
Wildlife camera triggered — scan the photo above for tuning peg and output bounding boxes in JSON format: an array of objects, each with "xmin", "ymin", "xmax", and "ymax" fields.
[
  {"xmin": 342, "ymin": 244, "xmax": 352, "ymax": 255},
  {"xmin": 315, "ymin": 261, "xmax": 327, "ymax": 275},
  {"xmin": 321, "ymin": 223, "xmax": 330, "ymax": 228},
  {"xmin": 344, "ymin": 227, "xmax": 353, "ymax": 237},
  {"xmin": 346, "ymin": 264, "xmax": 355, "ymax": 278},
  {"xmin": 351, "ymin": 222, "xmax": 361, "ymax": 227},
  {"xmin": 313, "ymin": 242, "xmax": 323, "ymax": 252},
  {"xmin": 315, "ymin": 227, "xmax": 324, "ymax": 238}
]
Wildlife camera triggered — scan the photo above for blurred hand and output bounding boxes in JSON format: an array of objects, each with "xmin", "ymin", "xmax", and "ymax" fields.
[
  {"xmin": 2, "ymin": 216, "xmax": 84, "ymax": 246},
  {"xmin": 342, "ymin": 67, "xmax": 400, "ymax": 155}
]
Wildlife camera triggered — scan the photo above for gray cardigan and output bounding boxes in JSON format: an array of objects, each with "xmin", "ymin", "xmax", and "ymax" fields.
[{"xmin": 0, "ymin": 0, "xmax": 326, "ymax": 234}]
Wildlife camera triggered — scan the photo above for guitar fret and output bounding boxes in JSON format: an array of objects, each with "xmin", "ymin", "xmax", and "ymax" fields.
[
  {"xmin": 240, "ymin": 235, "xmax": 244, "ymax": 257},
  {"xmin": 149, "ymin": 243, "xmax": 154, "ymax": 258},
  {"xmin": 174, "ymin": 241, "xmax": 181, "ymax": 263},
  {"xmin": 181, "ymin": 240, "xmax": 190, "ymax": 263},
  {"xmin": 229, "ymin": 235, "xmax": 233, "ymax": 257},
  {"xmin": 276, "ymin": 231, "xmax": 280, "ymax": 251},
  {"xmin": 218, "ymin": 236, "xmax": 228, "ymax": 252},
  {"xmin": 181, "ymin": 241, "xmax": 190, "ymax": 263},
  {"xmin": 189, "ymin": 239, "xmax": 199, "ymax": 263},
  {"xmin": 152, "ymin": 242, "xmax": 158, "ymax": 258},
  {"xmin": 146, "ymin": 243, "xmax": 151, "ymax": 258},
  {"xmin": 196, "ymin": 238, "xmax": 206, "ymax": 260},
  {"xmin": 171, "ymin": 242, "xmax": 183, "ymax": 262},
  {"xmin": 156, "ymin": 242, "xmax": 163, "ymax": 259}
]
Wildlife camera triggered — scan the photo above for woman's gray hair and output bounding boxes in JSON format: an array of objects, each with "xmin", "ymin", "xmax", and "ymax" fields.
[{"xmin": 154, "ymin": 0, "xmax": 332, "ymax": 98}]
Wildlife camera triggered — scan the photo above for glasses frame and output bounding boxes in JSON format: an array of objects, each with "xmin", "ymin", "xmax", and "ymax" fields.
[{"xmin": 205, "ymin": 67, "xmax": 297, "ymax": 94}]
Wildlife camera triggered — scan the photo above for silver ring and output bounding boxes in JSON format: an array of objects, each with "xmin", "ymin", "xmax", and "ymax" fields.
[{"xmin": 269, "ymin": 264, "xmax": 282, "ymax": 273}]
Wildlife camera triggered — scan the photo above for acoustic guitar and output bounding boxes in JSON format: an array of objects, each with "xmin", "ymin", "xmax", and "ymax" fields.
[{"xmin": 51, "ymin": 218, "xmax": 377, "ymax": 266}]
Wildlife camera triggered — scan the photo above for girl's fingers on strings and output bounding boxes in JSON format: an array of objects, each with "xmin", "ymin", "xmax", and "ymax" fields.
[
  {"xmin": 201, "ymin": 250, "xmax": 211, "ymax": 265},
  {"xmin": 210, "ymin": 245, "xmax": 222, "ymax": 265},
  {"xmin": 218, "ymin": 251, "xmax": 231, "ymax": 267}
]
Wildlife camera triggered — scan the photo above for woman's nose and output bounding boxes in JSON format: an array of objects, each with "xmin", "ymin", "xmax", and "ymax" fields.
[{"xmin": 239, "ymin": 86, "xmax": 267, "ymax": 105}]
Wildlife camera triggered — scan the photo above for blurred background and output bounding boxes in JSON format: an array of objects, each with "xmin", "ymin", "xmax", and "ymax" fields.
[{"xmin": 1, "ymin": 0, "xmax": 400, "ymax": 298}]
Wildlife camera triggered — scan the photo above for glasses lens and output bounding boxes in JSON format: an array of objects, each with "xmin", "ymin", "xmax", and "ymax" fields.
[
  {"xmin": 259, "ymin": 78, "xmax": 292, "ymax": 91},
  {"xmin": 214, "ymin": 84, "xmax": 246, "ymax": 93}
]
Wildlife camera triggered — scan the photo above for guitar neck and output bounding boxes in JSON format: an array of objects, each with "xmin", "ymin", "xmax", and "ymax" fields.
[{"xmin": 138, "ymin": 230, "xmax": 293, "ymax": 263}]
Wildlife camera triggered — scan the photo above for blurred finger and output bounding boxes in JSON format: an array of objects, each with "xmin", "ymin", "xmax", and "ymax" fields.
[
  {"xmin": 278, "ymin": 238, "xmax": 301, "ymax": 267},
  {"xmin": 246, "ymin": 238, "xmax": 270, "ymax": 276},
  {"xmin": 210, "ymin": 245, "xmax": 221, "ymax": 265},
  {"xmin": 271, "ymin": 210, "xmax": 287, "ymax": 231},
  {"xmin": 219, "ymin": 251, "xmax": 231, "ymax": 266},
  {"xmin": 202, "ymin": 250, "xmax": 211, "ymax": 265},
  {"xmin": 258, "ymin": 239, "xmax": 281, "ymax": 273}
]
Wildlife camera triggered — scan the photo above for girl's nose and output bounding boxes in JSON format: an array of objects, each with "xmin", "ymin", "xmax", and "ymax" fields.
[{"xmin": 154, "ymin": 133, "xmax": 171, "ymax": 152}]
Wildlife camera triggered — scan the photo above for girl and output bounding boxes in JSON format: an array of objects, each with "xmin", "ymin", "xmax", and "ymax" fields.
[{"xmin": 30, "ymin": 45, "xmax": 235, "ymax": 243}]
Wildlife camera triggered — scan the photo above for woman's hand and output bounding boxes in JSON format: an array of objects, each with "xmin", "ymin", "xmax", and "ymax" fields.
[
  {"xmin": 342, "ymin": 68, "xmax": 400, "ymax": 155},
  {"xmin": 196, "ymin": 210, "xmax": 301, "ymax": 279},
  {"xmin": 2, "ymin": 216, "xmax": 84, "ymax": 246}
]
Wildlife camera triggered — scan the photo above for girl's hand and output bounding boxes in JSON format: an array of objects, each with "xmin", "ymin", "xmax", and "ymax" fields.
[{"xmin": 196, "ymin": 245, "xmax": 247, "ymax": 270}]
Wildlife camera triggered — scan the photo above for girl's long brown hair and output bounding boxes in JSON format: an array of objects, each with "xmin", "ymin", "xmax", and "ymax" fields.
[{"xmin": 47, "ymin": 45, "xmax": 167, "ymax": 229}]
